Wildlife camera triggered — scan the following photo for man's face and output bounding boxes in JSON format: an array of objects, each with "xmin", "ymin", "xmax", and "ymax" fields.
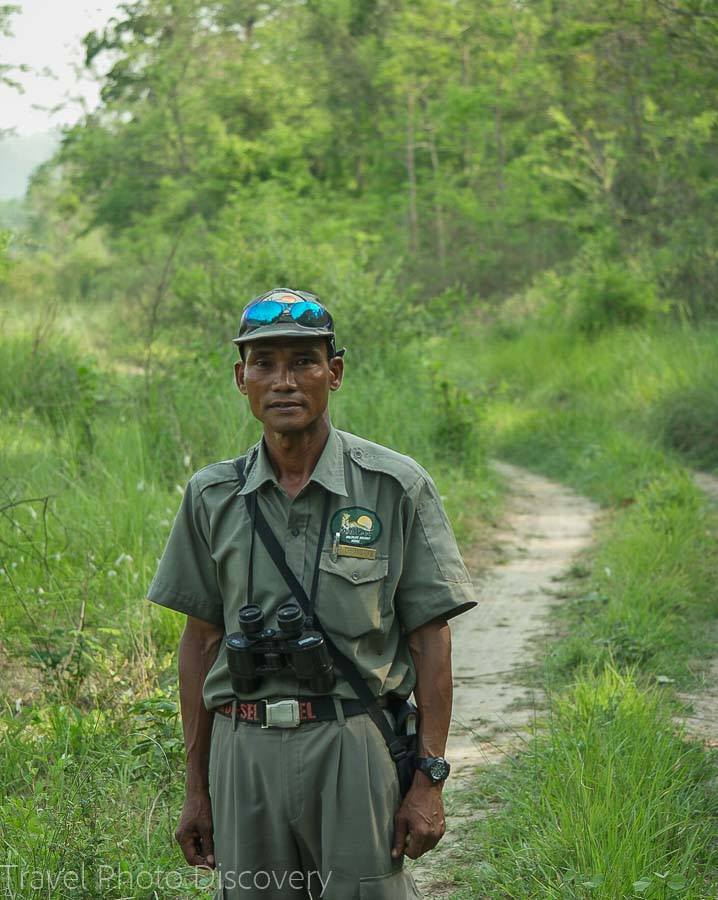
[{"xmin": 235, "ymin": 338, "xmax": 344, "ymax": 434}]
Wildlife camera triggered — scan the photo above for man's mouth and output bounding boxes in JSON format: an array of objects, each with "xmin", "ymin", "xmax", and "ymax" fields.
[{"xmin": 268, "ymin": 400, "xmax": 303, "ymax": 410}]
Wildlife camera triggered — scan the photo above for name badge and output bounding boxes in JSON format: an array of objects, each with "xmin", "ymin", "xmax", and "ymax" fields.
[{"xmin": 337, "ymin": 545, "xmax": 377, "ymax": 560}]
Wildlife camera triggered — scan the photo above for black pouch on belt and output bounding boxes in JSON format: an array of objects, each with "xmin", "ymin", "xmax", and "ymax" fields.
[{"xmin": 387, "ymin": 696, "xmax": 420, "ymax": 799}]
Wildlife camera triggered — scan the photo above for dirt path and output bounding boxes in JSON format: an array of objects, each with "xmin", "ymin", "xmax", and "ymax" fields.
[
  {"xmin": 409, "ymin": 462, "xmax": 598, "ymax": 896},
  {"xmin": 675, "ymin": 471, "xmax": 718, "ymax": 748},
  {"xmin": 693, "ymin": 470, "xmax": 718, "ymax": 503}
]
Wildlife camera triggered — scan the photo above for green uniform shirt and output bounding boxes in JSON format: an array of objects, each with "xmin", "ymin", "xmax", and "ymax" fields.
[{"xmin": 147, "ymin": 426, "xmax": 477, "ymax": 710}]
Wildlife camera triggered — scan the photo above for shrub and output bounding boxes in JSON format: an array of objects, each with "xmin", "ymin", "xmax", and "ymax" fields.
[
  {"xmin": 568, "ymin": 260, "xmax": 663, "ymax": 336},
  {"xmin": 653, "ymin": 375, "xmax": 718, "ymax": 469},
  {"xmin": 0, "ymin": 334, "xmax": 102, "ymax": 445}
]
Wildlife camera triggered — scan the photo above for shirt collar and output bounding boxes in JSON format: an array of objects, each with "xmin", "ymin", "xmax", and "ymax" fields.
[{"xmin": 239, "ymin": 426, "xmax": 348, "ymax": 497}]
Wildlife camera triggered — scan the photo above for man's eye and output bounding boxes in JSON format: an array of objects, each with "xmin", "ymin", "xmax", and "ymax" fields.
[{"xmin": 297, "ymin": 358, "xmax": 314, "ymax": 366}]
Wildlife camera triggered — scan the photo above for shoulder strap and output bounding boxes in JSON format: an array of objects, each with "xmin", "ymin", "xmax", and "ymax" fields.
[
  {"xmin": 234, "ymin": 457, "xmax": 256, "ymax": 604},
  {"xmin": 233, "ymin": 458, "xmax": 407, "ymax": 761}
]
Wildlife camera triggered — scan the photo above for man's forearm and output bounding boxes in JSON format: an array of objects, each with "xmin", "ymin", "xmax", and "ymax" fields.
[
  {"xmin": 391, "ymin": 618, "xmax": 452, "ymax": 860},
  {"xmin": 408, "ymin": 618, "xmax": 452, "ymax": 758},
  {"xmin": 178, "ymin": 616, "xmax": 225, "ymax": 793}
]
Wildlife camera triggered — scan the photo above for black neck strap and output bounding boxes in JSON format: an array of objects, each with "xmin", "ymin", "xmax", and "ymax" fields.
[
  {"xmin": 246, "ymin": 491, "xmax": 257, "ymax": 606},
  {"xmin": 236, "ymin": 458, "xmax": 330, "ymax": 618},
  {"xmin": 233, "ymin": 456, "xmax": 408, "ymax": 762}
]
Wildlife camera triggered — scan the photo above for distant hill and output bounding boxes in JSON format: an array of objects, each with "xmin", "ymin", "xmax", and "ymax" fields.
[{"xmin": 0, "ymin": 131, "xmax": 60, "ymax": 200}]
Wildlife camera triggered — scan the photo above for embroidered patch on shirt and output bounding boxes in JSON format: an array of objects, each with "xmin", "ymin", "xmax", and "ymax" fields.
[{"xmin": 330, "ymin": 507, "xmax": 382, "ymax": 546}]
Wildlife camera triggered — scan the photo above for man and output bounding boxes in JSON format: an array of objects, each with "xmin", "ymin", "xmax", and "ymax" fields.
[{"xmin": 147, "ymin": 288, "xmax": 477, "ymax": 899}]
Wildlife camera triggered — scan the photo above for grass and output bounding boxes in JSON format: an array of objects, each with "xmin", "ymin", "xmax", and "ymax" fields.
[
  {"xmin": 0, "ymin": 695, "xmax": 217, "ymax": 898},
  {"xmin": 0, "ymin": 323, "xmax": 497, "ymax": 658},
  {"xmin": 544, "ymin": 469, "xmax": 718, "ymax": 684},
  {"xmin": 462, "ymin": 667, "xmax": 717, "ymax": 899},
  {"xmin": 432, "ymin": 320, "xmax": 718, "ymax": 898}
]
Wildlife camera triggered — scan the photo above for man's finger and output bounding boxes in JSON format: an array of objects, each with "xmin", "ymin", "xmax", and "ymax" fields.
[
  {"xmin": 406, "ymin": 830, "xmax": 437, "ymax": 860},
  {"xmin": 177, "ymin": 831, "xmax": 205, "ymax": 867},
  {"xmin": 404, "ymin": 831, "xmax": 427, "ymax": 860},
  {"xmin": 200, "ymin": 824, "xmax": 216, "ymax": 869},
  {"xmin": 391, "ymin": 815, "xmax": 409, "ymax": 859}
]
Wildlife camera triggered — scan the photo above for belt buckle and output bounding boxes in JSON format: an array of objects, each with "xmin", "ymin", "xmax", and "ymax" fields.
[{"xmin": 262, "ymin": 699, "xmax": 301, "ymax": 729}]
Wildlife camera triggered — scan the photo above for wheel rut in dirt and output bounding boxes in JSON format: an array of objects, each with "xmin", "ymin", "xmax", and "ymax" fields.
[{"xmin": 448, "ymin": 461, "xmax": 599, "ymax": 773}]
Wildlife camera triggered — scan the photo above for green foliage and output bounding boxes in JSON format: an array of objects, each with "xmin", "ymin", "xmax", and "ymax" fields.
[
  {"xmin": 0, "ymin": 4, "xmax": 22, "ymax": 93},
  {"xmin": 443, "ymin": 323, "xmax": 718, "ymax": 679},
  {"xmin": 429, "ymin": 378, "xmax": 485, "ymax": 475},
  {"xmin": 653, "ymin": 373, "xmax": 718, "ymax": 470},
  {"xmin": 0, "ymin": 693, "xmax": 215, "ymax": 899},
  {"xmin": 0, "ymin": 228, "xmax": 12, "ymax": 282},
  {"xmin": 0, "ymin": 334, "xmax": 102, "ymax": 449},
  {"xmin": 566, "ymin": 260, "xmax": 664, "ymax": 337},
  {"xmin": 0, "ymin": 313, "xmax": 495, "ymax": 677},
  {"xmin": 6, "ymin": 0, "xmax": 717, "ymax": 320},
  {"xmin": 552, "ymin": 468, "xmax": 716, "ymax": 680}
]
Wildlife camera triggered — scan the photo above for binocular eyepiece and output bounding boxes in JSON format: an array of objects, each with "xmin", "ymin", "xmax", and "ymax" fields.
[
  {"xmin": 238, "ymin": 602, "xmax": 305, "ymax": 638},
  {"xmin": 225, "ymin": 602, "xmax": 335, "ymax": 695}
]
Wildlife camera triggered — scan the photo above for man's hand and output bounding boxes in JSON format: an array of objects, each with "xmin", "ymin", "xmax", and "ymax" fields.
[
  {"xmin": 176, "ymin": 789, "xmax": 216, "ymax": 869},
  {"xmin": 176, "ymin": 616, "xmax": 224, "ymax": 869},
  {"xmin": 391, "ymin": 772, "xmax": 446, "ymax": 860}
]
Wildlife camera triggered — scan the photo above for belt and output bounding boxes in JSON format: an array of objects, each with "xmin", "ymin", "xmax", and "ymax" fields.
[{"xmin": 214, "ymin": 696, "xmax": 374, "ymax": 728}]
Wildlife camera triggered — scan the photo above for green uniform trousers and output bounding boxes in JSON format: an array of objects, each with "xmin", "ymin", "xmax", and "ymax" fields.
[{"xmin": 208, "ymin": 705, "xmax": 422, "ymax": 899}]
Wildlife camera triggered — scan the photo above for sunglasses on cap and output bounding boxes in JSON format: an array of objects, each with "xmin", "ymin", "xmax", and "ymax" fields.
[{"xmin": 242, "ymin": 297, "xmax": 331, "ymax": 328}]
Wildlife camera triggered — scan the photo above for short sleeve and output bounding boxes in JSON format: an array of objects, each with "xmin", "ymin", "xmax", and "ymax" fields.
[
  {"xmin": 146, "ymin": 477, "xmax": 224, "ymax": 626},
  {"xmin": 395, "ymin": 473, "xmax": 477, "ymax": 634}
]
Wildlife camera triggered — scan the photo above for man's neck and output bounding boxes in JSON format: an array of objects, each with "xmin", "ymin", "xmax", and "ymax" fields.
[{"xmin": 263, "ymin": 416, "xmax": 331, "ymax": 499}]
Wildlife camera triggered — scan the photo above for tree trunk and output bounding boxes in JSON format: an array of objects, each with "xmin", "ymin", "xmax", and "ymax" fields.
[
  {"xmin": 406, "ymin": 89, "xmax": 419, "ymax": 253},
  {"xmin": 494, "ymin": 91, "xmax": 505, "ymax": 196},
  {"xmin": 426, "ymin": 123, "xmax": 447, "ymax": 271},
  {"xmin": 461, "ymin": 42, "xmax": 471, "ymax": 176}
]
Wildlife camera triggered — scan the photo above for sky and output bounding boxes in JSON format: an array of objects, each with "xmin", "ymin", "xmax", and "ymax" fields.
[{"xmin": 0, "ymin": 0, "xmax": 122, "ymax": 136}]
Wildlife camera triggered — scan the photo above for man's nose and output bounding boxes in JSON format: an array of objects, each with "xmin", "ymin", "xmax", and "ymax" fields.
[{"xmin": 272, "ymin": 363, "xmax": 297, "ymax": 390}]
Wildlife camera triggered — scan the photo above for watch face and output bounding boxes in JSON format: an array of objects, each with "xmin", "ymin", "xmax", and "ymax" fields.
[{"xmin": 428, "ymin": 758, "xmax": 450, "ymax": 782}]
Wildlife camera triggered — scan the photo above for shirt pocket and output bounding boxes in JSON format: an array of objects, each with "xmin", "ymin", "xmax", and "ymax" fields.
[{"xmin": 315, "ymin": 551, "xmax": 390, "ymax": 640}]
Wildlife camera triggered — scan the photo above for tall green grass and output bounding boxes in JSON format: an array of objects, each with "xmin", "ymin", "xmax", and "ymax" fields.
[
  {"xmin": 465, "ymin": 667, "xmax": 717, "ymax": 899},
  {"xmin": 0, "ymin": 697, "xmax": 215, "ymax": 899},
  {"xmin": 446, "ymin": 323, "xmax": 718, "ymax": 497}
]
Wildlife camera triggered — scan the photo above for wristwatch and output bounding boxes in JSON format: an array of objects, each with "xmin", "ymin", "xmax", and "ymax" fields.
[{"xmin": 415, "ymin": 756, "xmax": 451, "ymax": 784}]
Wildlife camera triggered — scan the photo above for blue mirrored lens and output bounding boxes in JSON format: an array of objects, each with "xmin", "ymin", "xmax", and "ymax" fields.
[
  {"xmin": 291, "ymin": 301, "xmax": 330, "ymax": 326},
  {"xmin": 244, "ymin": 300, "xmax": 284, "ymax": 325}
]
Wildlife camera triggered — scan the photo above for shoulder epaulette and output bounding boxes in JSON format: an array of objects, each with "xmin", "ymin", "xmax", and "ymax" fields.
[{"xmin": 336, "ymin": 430, "xmax": 426, "ymax": 493}]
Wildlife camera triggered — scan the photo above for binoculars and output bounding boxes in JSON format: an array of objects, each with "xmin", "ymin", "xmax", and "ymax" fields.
[{"xmin": 225, "ymin": 603, "xmax": 336, "ymax": 695}]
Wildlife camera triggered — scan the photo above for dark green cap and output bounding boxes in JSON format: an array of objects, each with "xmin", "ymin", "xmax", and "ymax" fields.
[{"xmin": 233, "ymin": 288, "xmax": 343, "ymax": 357}]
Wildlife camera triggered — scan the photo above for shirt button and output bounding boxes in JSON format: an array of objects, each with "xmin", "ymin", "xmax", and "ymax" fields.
[
  {"xmin": 291, "ymin": 529, "xmax": 300, "ymax": 537},
  {"xmin": 351, "ymin": 572, "xmax": 359, "ymax": 581}
]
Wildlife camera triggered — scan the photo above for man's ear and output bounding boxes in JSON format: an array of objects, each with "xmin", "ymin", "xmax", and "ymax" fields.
[
  {"xmin": 234, "ymin": 360, "xmax": 248, "ymax": 395},
  {"xmin": 329, "ymin": 355, "xmax": 344, "ymax": 392}
]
